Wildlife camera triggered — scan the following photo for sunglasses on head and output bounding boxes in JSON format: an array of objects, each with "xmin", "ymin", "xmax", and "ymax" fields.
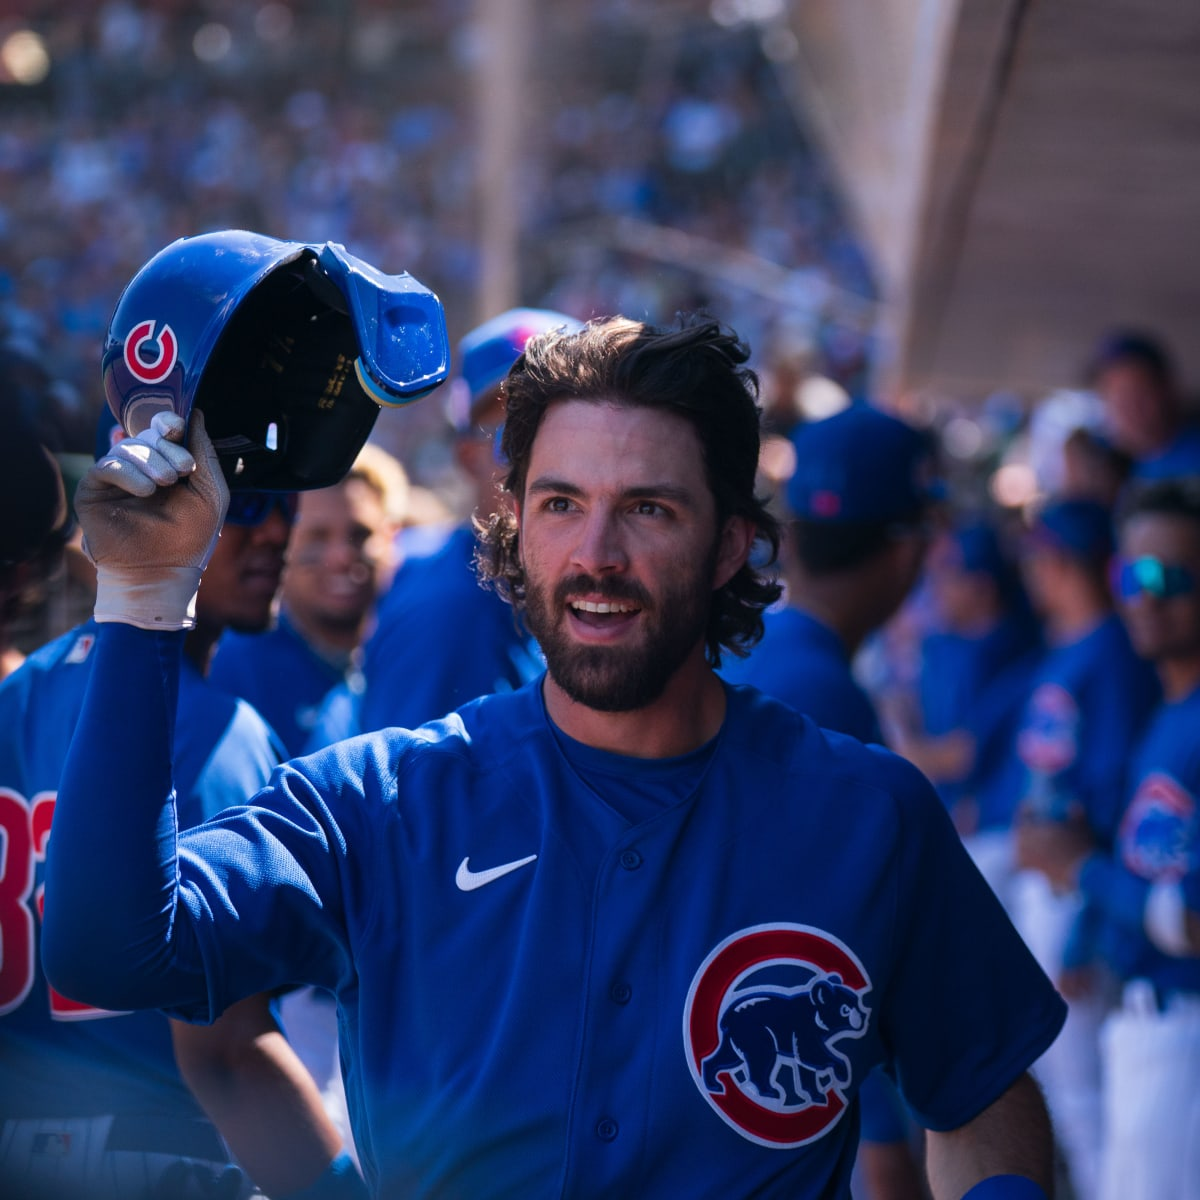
[
  {"xmin": 224, "ymin": 492, "xmax": 299, "ymax": 528},
  {"xmin": 1112, "ymin": 555, "xmax": 1197, "ymax": 600}
]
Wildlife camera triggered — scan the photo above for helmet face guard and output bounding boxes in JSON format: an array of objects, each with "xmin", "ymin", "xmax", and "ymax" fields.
[{"xmin": 103, "ymin": 230, "xmax": 449, "ymax": 491}]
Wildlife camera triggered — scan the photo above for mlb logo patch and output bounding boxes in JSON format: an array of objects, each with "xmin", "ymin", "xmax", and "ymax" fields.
[
  {"xmin": 683, "ymin": 923, "xmax": 872, "ymax": 1149},
  {"xmin": 64, "ymin": 634, "xmax": 94, "ymax": 665},
  {"xmin": 31, "ymin": 1132, "xmax": 71, "ymax": 1157}
]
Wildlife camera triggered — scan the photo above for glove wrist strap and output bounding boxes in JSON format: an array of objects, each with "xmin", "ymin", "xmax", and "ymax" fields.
[{"xmin": 93, "ymin": 566, "xmax": 203, "ymax": 631}]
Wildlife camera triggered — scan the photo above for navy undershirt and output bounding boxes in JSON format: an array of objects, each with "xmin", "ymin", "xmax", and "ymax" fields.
[{"xmin": 549, "ymin": 720, "xmax": 718, "ymax": 825}]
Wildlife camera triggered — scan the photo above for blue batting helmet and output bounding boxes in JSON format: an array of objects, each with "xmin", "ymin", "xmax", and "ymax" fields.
[
  {"xmin": 102, "ymin": 229, "xmax": 450, "ymax": 491},
  {"xmin": 445, "ymin": 307, "xmax": 583, "ymax": 433}
]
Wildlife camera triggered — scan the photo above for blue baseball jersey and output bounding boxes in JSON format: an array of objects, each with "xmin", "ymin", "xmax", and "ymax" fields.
[
  {"xmin": 0, "ymin": 621, "xmax": 283, "ymax": 1119},
  {"xmin": 719, "ymin": 607, "xmax": 883, "ymax": 744},
  {"xmin": 1079, "ymin": 683, "xmax": 1200, "ymax": 995},
  {"xmin": 359, "ymin": 525, "xmax": 544, "ymax": 732},
  {"xmin": 1008, "ymin": 614, "xmax": 1159, "ymax": 836},
  {"xmin": 210, "ymin": 609, "xmax": 347, "ymax": 757},
  {"xmin": 45, "ymin": 625, "xmax": 1066, "ymax": 1199},
  {"xmin": 1132, "ymin": 422, "xmax": 1200, "ymax": 481},
  {"xmin": 916, "ymin": 616, "xmax": 1041, "ymax": 814},
  {"xmin": 718, "ymin": 606, "xmax": 921, "ymax": 1144}
]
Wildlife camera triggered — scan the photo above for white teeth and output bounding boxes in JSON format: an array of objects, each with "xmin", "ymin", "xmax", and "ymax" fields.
[{"xmin": 570, "ymin": 600, "xmax": 637, "ymax": 614}]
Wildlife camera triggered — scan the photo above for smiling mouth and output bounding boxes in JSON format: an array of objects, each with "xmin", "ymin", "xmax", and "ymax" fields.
[{"xmin": 569, "ymin": 599, "xmax": 641, "ymax": 615}]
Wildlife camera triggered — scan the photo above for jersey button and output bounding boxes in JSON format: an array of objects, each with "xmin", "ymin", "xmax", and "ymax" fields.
[
  {"xmin": 610, "ymin": 981, "xmax": 632, "ymax": 1005},
  {"xmin": 619, "ymin": 849, "xmax": 642, "ymax": 871},
  {"xmin": 595, "ymin": 1117, "xmax": 619, "ymax": 1142}
]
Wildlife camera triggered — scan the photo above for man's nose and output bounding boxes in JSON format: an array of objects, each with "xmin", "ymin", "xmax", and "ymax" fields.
[{"xmin": 571, "ymin": 508, "xmax": 628, "ymax": 574}]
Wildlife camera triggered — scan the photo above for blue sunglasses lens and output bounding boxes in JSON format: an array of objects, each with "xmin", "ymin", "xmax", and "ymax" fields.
[
  {"xmin": 1115, "ymin": 556, "xmax": 1196, "ymax": 600},
  {"xmin": 225, "ymin": 492, "xmax": 299, "ymax": 528}
]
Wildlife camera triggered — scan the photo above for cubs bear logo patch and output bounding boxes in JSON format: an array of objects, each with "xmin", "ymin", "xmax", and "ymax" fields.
[
  {"xmin": 683, "ymin": 923, "xmax": 872, "ymax": 1148},
  {"xmin": 1120, "ymin": 771, "xmax": 1197, "ymax": 882}
]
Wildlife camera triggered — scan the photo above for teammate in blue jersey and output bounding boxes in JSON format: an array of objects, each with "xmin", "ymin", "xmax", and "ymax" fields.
[
  {"xmin": 0, "ymin": 225, "xmax": 439, "ymax": 1200},
  {"xmin": 0, "ymin": 475, "xmax": 361, "ymax": 1199},
  {"xmin": 888, "ymin": 521, "xmax": 1042, "ymax": 831},
  {"xmin": 47, "ymin": 316, "xmax": 1064, "ymax": 1200},
  {"xmin": 1086, "ymin": 329, "xmax": 1200, "ymax": 482},
  {"xmin": 212, "ymin": 443, "xmax": 410, "ymax": 1167},
  {"xmin": 358, "ymin": 308, "xmax": 580, "ymax": 733},
  {"xmin": 1005, "ymin": 498, "xmax": 1160, "ymax": 1200},
  {"xmin": 721, "ymin": 402, "xmax": 942, "ymax": 745},
  {"xmin": 1018, "ymin": 478, "xmax": 1200, "ymax": 1200},
  {"xmin": 720, "ymin": 402, "xmax": 940, "ymax": 1197},
  {"xmin": 210, "ymin": 444, "xmax": 408, "ymax": 756}
]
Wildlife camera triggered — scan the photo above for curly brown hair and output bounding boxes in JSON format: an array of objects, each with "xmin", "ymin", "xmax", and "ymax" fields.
[{"xmin": 474, "ymin": 314, "xmax": 781, "ymax": 667}]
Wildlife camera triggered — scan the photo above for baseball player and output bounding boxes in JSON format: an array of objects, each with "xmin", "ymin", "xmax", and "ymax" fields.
[
  {"xmin": 1086, "ymin": 329, "xmax": 1200, "ymax": 481},
  {"xmin": 721, "ymin": 403, "xmax": 941, "ymax": 743},
  {"xmin": 209, "ymin": 444, "xmax": 408, "ymax": 757},
  {"xmin": 1006, "ymin": 498, "xmax": 1160, "ymax": 1200},
  {"xmin": 46, "ymin": 316, "xmax": 1064, "ymax": 1199},
  {"xmin": 0, "ymin": 226, "xmax": 447, "ymax": 1200},
  {"xmin": 890, "ymin": 520, "xmax": 1042, "ymax": 830},
  {"xmin": 0, "ymin": 417, "xmax": 73, "ymax": 680},
  {"xmin": 1018, "ymin": 477, "xmax": 1200, "ymax": 1200},
  {"xmin": 358, "ymin": 308, "xmax": 581, "ymax": 735},
  {"xmin": 0, "ymin": 432, "xmax": 359, "ymax": 1200},
  {"xmin": 210, "ymin": 443, "xmax": 411, "ymax": 1164},
  {"xmin": 720, "ymin": 403, "xmax": 940, "ymax": 1198}
]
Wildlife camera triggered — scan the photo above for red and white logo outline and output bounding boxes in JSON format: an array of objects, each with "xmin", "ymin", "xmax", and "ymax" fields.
[
  {"xmin": 683, "ymin": 922, "xmax": 872, "ymax": 1149},
  {"xmin": 123, "ymin": 320, "xmax": 178, "ymax": 385}
]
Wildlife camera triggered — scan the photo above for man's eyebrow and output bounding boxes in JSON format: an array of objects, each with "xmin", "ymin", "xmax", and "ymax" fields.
[
  {"xmin": 622, "ymin": 484, "xmax": 698, "ymax": 507},
  {"xmin": 526, "ymin": 477, "xmax": 699, "ymax": 506},
  {"xmin": 526, "ymin": 477, "xmax": 585, "ymax": 499}
]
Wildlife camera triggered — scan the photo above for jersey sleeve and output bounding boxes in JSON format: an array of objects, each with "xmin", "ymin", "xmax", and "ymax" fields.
[
  {"xmin": 42, "ymin": 624, "xmax": 206, "ymax": 1014},
  {"xmin": 41, "ymin": 624, "xmax": 376, "ymax": 1024},
  {"xmin": 875, "ymin": 752, "xmax": 1067, "ymax": 1130}
]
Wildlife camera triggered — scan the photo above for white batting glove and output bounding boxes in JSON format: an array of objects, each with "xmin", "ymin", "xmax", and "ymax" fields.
[{"xmin": 75, "ymin": 410, "xmax": 229, "ymax": 630}]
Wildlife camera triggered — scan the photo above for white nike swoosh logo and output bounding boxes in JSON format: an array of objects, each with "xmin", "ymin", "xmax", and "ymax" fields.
[{"xmin": 455, "ymin": 854, "xmax": 538, "ymax": 892}]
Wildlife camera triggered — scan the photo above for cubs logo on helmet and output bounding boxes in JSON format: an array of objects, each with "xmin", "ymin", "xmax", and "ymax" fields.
[
  {"xmin": 123, "ymin": 320, "xmax": 178, "ymax": 385},
  {"xmin": 683, "ymin": 923, "xmax": 872, "ymax": 1149}
]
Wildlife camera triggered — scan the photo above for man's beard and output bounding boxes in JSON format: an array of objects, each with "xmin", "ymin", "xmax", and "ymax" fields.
[{"xmin": 523, "ymin": 547, "xmax": 717, "ymax": 713}]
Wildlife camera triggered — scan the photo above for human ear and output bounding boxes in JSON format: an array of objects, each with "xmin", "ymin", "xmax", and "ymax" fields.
[{"xmin": 712, "ymin": 515, "xmax": 756, "ymax": 590}]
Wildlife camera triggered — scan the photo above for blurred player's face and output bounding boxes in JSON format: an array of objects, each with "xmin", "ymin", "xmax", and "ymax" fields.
[
  {"xmin": 1097, "ymin": 362, "xmax": 1177, "ymax": 458},
  {"xmin": 282, "ymin": 478, "xmax": 392, "ymax": 635},
  {"xmin": 455, "ymin": 391, "xmax": 508, "ymax": 514},
  {"xmin": 197, "ymin": 504, "xmax": 291, "ymax": 635},
  {"xmin": 516, "ymin": 399, "xmax": 747, "ymax": 712},
  {"xmin": 927, "ymin": 540, "xmax": 995, "ymax": 630},
  {"xmin": 1019, "ymin": 544, "xmax": 1064, "ymax": 619},
  {"xmin": 1117, "ymin": 513, "xmax": 1200, "ymax": 664}
]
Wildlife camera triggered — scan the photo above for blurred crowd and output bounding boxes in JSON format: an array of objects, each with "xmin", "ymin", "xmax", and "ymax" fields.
[
  {"xmin": 2, "ymin": 4, "xmax": 1198, "ymax": 1200},
  {"xmin": 0, "ymin": 2, "xmax": 873, "ymax": 466}
]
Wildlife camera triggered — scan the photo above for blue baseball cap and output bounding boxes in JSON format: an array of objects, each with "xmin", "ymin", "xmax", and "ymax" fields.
[
  {"xmin": 445, "ymin": 307, "xmax": 583, "ymax": 432},
  {"xmin": 1029, "ymin": 498, "xmax": 1114, "ymax": 565},
  {"xmin": 949, "ymin": 522, "xmax": 1009, "ymax": 579},
  {"xmin": 786, "ymin": 404, "xmax": 942, "ymax": 523}
]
